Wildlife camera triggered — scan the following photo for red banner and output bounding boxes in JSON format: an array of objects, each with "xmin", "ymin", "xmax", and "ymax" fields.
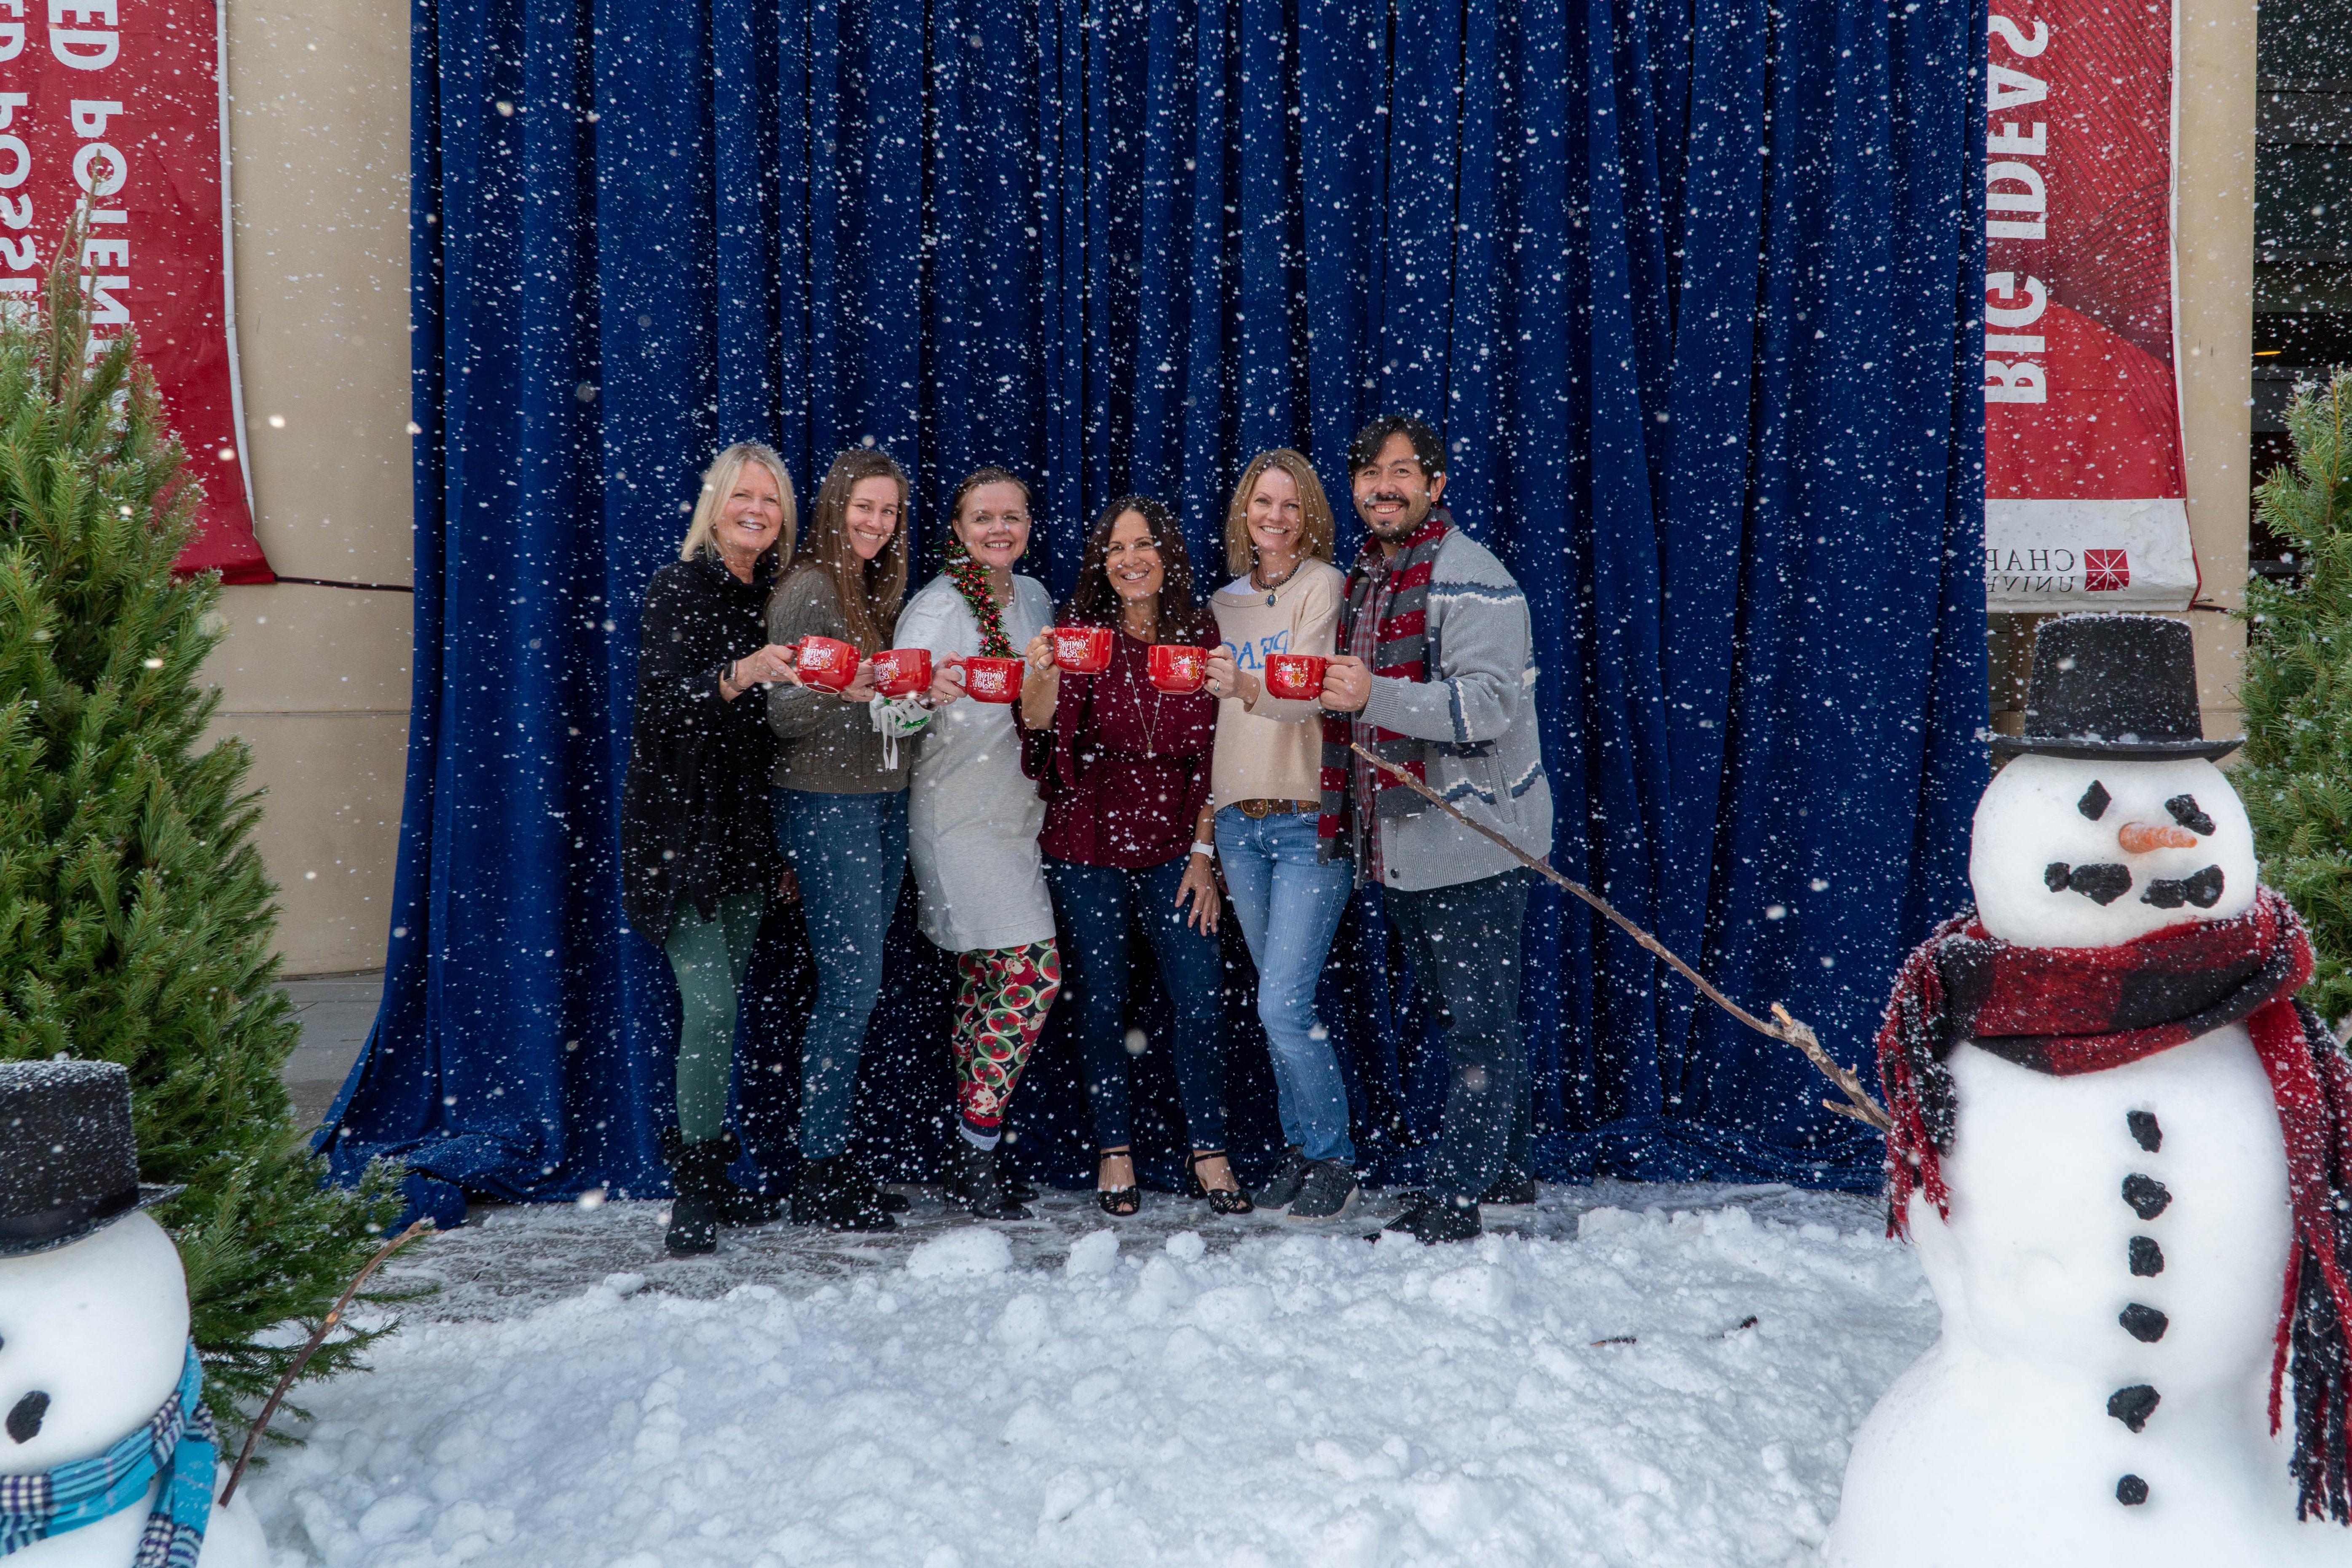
[
  {"xmin": 0, "ymin": 0, "xmax": 266, "ymax": 582},
  {"xmin": 1982, "ymin": 2, "xmax": 2194, "ymax": 611}
]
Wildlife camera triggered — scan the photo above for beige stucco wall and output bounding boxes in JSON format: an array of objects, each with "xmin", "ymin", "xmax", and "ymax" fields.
[
  {"xmin": 2173, "ymin": 0, "xmax": 2257, "ymax": 741},
  {"xmin": 201, "ymin": 0, "xmax": 413, "ymax": 976}
]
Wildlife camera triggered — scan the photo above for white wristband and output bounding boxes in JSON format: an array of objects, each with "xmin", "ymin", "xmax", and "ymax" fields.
[{"xmin": 1191, "ymin": 840, "xmax": 1215, "ymax": 860}]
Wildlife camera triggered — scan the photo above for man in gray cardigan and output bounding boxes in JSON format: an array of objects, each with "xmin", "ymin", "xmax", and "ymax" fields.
[{"xmin": 1321, "ymin": 414, "xmax": 1553, "ymax": 1243}]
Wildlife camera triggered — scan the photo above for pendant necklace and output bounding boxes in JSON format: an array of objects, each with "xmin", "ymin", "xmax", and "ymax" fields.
[
  {"xmin": 1252, "ymin": 556, "xmax": 1300, "ymax": 607},
  {"xmin": 1133, "ymin": 679, "xmax": 1162, "ymax": 759},
  {"xmin": 1124, "ymin": 613, "xmax": 1161, "ymax": 759}
]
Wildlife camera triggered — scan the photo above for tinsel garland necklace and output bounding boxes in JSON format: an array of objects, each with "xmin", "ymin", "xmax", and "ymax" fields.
[{"xmin": 944, "ymin": 538, "xmax": 1016, "ymax": 658}]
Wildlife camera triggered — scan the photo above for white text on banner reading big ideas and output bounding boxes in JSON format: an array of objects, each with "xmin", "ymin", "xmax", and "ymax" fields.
[{"xmin": 1985, "ymin": 13, "xmax": 2049, "ymax": 407}]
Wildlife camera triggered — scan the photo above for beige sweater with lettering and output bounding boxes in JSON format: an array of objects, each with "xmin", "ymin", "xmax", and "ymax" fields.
[{"xmin": 1206, "ymin": 559, "xmax": 1345, "ymax": 809}]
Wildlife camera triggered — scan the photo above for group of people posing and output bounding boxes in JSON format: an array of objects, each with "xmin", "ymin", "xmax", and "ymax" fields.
[{"xmin": 619, "ymin": 415, "xmax": 1554, "ymax": 1256}]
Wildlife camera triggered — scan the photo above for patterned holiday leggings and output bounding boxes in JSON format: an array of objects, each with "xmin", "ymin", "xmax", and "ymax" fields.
[{"xmin": 952, "ymin": 939, "xmax": 1061, "ymax": 1137}]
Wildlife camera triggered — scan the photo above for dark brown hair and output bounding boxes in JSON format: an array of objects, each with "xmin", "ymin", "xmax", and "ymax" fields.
[
  {"xmin": 784, "ymin": 448, "xmax": 910, "ymax": 652},
  {"xmin": 1061, "ymin": 495, "xmax": 1214, "ymax": 644}
]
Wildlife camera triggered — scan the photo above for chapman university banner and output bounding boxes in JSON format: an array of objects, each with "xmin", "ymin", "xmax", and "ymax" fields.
[
  {"xmin": 0, "ymin": 0, "xmax": 264, "ymax": 580},
  {"xmin": 1983, "ymin": 0, "xmax": 2197, "ymax": 611}
]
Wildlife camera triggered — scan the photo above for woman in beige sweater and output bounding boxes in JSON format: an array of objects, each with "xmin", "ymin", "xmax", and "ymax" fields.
[{"xmin": 1201, "ymin": 449, "xmax": 1359, "ymax": 1220}]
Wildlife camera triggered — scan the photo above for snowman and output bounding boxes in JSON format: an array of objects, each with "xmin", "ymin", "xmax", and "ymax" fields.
[
  {"xmin": 0, "ymin": 1060, "xmax": 266, "ymax": 1567},
  {"xmin": 1826, "ymin": 614, "xmax": 2352, "ymax": 1566}
]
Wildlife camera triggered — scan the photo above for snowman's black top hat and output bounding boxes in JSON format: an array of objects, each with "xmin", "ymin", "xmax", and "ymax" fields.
[
  {"xmin": 0, "ymin": 1059, "xmax": 180, "ymax": 1257},
  {"xmin": 1994, "ymin": 613, "xmax": 2241, "ymax": 761}
]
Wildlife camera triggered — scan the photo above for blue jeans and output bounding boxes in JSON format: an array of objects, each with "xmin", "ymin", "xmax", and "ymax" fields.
[
  {"xmin": 1043, "ymin": 855, "xmax": 1227, "ymax": 1153},
  {"xmin": 1215, "ymin": 806, "xmax": 1354, "ymax": 1165},
  {"xmin": 771, "ymin": 788, "xmax": 909, "ymax": 1160}
]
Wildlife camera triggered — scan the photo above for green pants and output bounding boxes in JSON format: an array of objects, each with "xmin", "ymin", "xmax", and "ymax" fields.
[{"xmin": 663, "ymin": 892, "xmax": 764, "ymax": 1142}]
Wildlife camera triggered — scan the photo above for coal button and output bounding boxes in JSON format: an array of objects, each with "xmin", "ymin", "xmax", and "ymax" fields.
[
  {"xmin": 2129, "ymin": 1236, "xmax": 2164, "ymax": 1276},
  {"xmin": 2107, "ymin": 1384, "xmax": 2160, "ymax": 1433},
  {"xmin": 2120, "ymin": 1303, "xmax": 2170, "ymax": 1343},
  {"xmin": 2117, "ymin": 1474, "xmax": 2150, "ymax": 1506},
  {"xmin": 2122, "ymin": 1174, "xmax": 2171, "ymax": 1220},
  {"xmin": 2127, "ymin": 1110, "xmax": 2161, "ymax": 1153}
]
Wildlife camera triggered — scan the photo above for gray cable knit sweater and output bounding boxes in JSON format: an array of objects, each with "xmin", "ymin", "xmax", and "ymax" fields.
[{"xmin": 1337, "ymin": 526, "xmax": 1554, "ymax": 892}]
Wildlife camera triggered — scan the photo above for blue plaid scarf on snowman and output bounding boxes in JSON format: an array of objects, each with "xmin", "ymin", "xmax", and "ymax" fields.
[{"xmin": 0, "ymin": 1342, "xmax": 217, "ymax": 1565}]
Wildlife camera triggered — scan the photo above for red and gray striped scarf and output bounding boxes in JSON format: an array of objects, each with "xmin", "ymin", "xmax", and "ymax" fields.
[
  {"xmin": 1877, "ymin": 887, "xmax": 2352, "ymax": 1524},
  {"xmin": 1317, "ymin": 510, "xmax": 1451, "ymax": 848}
]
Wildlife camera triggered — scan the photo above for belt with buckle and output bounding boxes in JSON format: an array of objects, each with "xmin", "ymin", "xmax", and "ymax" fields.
[{"xmin": 1234, "ymin": 798, "xmax": 1319, "ymax": 818}]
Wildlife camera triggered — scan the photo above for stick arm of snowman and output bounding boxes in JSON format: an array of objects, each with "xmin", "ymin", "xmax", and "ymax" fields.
[
  {"xmin": 217, "ymin": 1217, "xmax": 436, "ymax": 1504},
  {"xmin": 1347, "ymin": 743, "xmax": 1894, "ymax": 1134}
]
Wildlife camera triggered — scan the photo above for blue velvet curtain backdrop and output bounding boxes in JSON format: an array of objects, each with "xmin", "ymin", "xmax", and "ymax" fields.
[{"xmin": 327, "ymin": 0, "xmax": 1991, "ymax": 1212}]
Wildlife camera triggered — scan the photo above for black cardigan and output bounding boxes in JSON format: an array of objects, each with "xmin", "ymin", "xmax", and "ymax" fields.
[{"xmin": 620, "ymin": 551, "xmax": 784, "ymax": 944}]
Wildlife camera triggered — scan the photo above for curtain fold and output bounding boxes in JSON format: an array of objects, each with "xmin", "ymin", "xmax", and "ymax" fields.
[{"xmin": 328, "ymin": 0, "xmax": 1987, "ymax": 1206}]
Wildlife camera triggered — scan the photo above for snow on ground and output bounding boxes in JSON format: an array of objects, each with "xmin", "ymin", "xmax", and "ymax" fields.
[{"xmin": 247, "ymin": 1181, "xmax": 1933, "ymax": 1568}]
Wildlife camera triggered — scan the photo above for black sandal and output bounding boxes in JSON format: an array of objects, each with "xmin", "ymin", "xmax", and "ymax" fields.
[
  {"xmin": 1187, "ymin": 1149, "xmax": 1255, "ymax": 1216},
  {"xmin": 1097, "ymin": 1149, "xmax": 1141, "ymax": 1217}
]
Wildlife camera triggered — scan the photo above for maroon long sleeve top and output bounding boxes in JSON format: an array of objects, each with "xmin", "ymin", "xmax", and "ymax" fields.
[{"xmin": 1019, "ymin": 628, "xmax": 1217, "ymax": 869}]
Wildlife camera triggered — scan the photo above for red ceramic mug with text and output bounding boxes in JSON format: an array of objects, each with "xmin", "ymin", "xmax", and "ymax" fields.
[
  {"xmin": 1264, "ymin": 653, "xmax": 1329, "ymax": 702},
  {"xmin": 1148, "ymin": 643, "xmax": 1207, "ymax": 695},
  {"xmin": 795, "ymin": 635, "xmax": 859, "ymax": 692},
  {"xmin": 870, "ymin": 647, "xmax": 932, "ymax": 698},
  {"xmin": 1051, "ymin": 625, "xmax": 1114, "ymax": 675},
  {"xmin": 961, "ymin": 654, "xmax": 1024, "ymax": 703}
]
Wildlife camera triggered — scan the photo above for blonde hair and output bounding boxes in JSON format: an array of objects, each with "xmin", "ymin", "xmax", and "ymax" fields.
[
  {"xmin": 1223, "ymin": 448, "xmax": 1336, "ymax": 577},
  {"xmin": 679, "ymin": 441, "xmax": 797, "ymax": 568}
]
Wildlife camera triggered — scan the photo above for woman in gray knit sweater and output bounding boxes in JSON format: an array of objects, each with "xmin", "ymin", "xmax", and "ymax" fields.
[{"xmin": 764, "ymin": 448, "xmax": 953, "ymax": 1230}]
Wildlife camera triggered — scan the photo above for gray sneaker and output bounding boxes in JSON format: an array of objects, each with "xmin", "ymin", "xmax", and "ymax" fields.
[
  {"xmin": 1252, "ymin": 1147, "xmax": 1311, "ymax": 1211},
  {"xmin": 1285, "ymin": 1159, "xmax": 1360, "ymax": 1221}
]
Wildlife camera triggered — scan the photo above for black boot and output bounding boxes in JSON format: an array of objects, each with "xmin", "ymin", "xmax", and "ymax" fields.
[
  {"xmin": 660, "ymin": 1129, "xmax": 783, "ymax": 1256},
  {"xmin": 949, "ymin": 1140, "xmax": 1029, "ymax": 1220},
  {"xmin": 793, "ymin": 1155, "xmax": 898, "ymax": 1231},
  {"xmin": 943, "ymin": 1147, "xmax": 1036, "ymax": 1207},
  {"xmin": 1373, "ymin": 1190, "xmax": 1483, "ymax": 1245},
  {"xmin": 661, "ymin": 1136, "xmax": 717, "ymax": 1257},
  {"xmin": 849, "ymin": 1154, "xmax": 911, "ymax": 1214}
]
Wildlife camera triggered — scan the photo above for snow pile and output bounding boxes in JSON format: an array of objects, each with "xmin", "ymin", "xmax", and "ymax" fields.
[{"xmin": 248, "ymin": 1191, "xmax": 1931, "ymax": 1568}]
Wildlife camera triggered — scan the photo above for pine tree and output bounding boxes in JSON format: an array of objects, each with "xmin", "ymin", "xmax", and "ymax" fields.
[
  {"xmin": 2242, "ymin": 368, "xmax": 2352, "ymax": 1030},
  {"xmin": 0, "ymin": 237, "xmax": 404, "ymax": 1431}
]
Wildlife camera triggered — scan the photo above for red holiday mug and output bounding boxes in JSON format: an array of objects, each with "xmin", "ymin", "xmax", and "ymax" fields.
[
  {"xmin": 1148, "ymin": 643, "xmax": 1208, "ymax": 695},
  {"xmin": 1264, "ymin": 652, "xmax": 1329, "ymax": 702},
  {"xmin": 795, "ymin": 635, "xmax": 859, "ymax": 692},
  {"xmin": 960, "ymin": 654, "xmax": 1024, "ymax": 703},
  {"xmin": 870, "ymin": 647, "xmax": 932, "ymax": 698},
  {"xmin": 1051, "ymin": 625, "xmax": 1114, "ymax": 675}
]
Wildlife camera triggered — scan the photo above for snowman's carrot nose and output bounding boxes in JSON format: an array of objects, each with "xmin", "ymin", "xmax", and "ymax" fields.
[{"xmin": 2118, "ymin": 821, "xmax": 2199, "ymax": 853}]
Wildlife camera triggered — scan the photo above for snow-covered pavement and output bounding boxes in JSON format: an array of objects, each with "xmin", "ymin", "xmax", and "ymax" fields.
[{"xmin": 247, "ymin": 1181, "xmax": 1933, "ymax": 1568}]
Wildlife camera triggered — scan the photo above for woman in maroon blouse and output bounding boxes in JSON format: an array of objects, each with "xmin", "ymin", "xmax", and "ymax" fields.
[{"xmin": 1018, "ymin": 497, "xmax": 1250, "ymax": 1216}]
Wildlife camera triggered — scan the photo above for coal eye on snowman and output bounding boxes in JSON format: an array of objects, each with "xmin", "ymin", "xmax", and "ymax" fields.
[
  {"xmin": 5, "ymin": 1389, "xmax": 45, "ymax": 1444},
  {"xmin": 2076, "ymin": 781, "xmax": 2111, "ymax": 820},
  {"xmin": 2163, "ymin": 794, "xmax": 2214, "ymax": 836}
]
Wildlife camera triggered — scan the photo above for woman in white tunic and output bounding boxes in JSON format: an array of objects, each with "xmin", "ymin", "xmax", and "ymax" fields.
[{"xmin": 892, "ymin": 466, "xmax": 1061, "ymax": 1218}]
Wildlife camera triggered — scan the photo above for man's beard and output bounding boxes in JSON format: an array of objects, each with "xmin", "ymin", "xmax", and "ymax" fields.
[{"xmin": 1360, "ymin": 490, "xmax": 1431, "ymax": 539}]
